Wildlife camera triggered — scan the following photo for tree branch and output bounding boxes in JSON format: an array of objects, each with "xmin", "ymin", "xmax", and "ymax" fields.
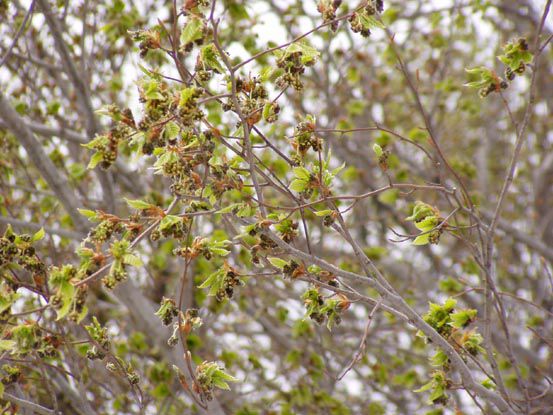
[
  {"xmin": 36, "ymin": 0, "xmax": 115, "ymax": 211},
  {"xmin": 0, "ymin": 92, "xmax": 90, "ymax": 231},
  {"xmin": 3, "ymin": 391, "xmax": 57, "ymax": 415}
]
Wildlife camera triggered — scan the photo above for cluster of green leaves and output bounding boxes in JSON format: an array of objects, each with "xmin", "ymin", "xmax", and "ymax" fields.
[
  {"xmin": 414, "ymin": 370, "xmax": 451, "ymax": 406},
  {"xmin": 289, "ymin": 151, "xmax": 345, "ymax": 199},
  {"xmin": 0, "ymin": 225, "xmax": 46, "ymax": 280},
  {"xmin": 48, "ymin": 265, "xmax": 88, "ymax": 321},
  {"xmin": 155, "ymin": 297, "xmax": 179, "ymax": 326},
  {"xmin": 415, "ymin": 298, "xmax": 484, "ymax": 405},
  {"xmin": 348, "ymin": 0, "xmax": 385, "ymax": 37},
  {"xmin": 102, "ymin": 239, "xmax": 143, "ymax": 288},
  {"xmin": 198, "ymin": 261, "xmax": 242, "ymax": 301},
  {"xmin": 302, "ymin": 287, "xmax": 349, "ymax": 330},
  {"xmin": 405, "ymin": 201, "xmax": 444, "ymax": 245},
  {"xmin": 274, "ymin": 41, "xmax": 321, "ymax": 91},
  {"xmin": 498, "ymin": 38, "xmax": 533, "ymax": 77},
  {"xmin": 465, "ymin": 37, "xmax": 533, "ymax": 97},
  {"xmin": 172, "ymin": 361, "xmax": 237, "ymax": 403},
  {"xmin": 86, "ymin": 317, "xmax": 142, "ymax": 386},
  {"xmin": 420, "ymin": 298, "xmax": 479, "ymax": 337},
  {"xmin": 372, "ymin": 143, "xmax": 391, "ymax": 171},
  {"xmin": 85, "ymin": 316, "xmax": 111, "ymax": 360}
]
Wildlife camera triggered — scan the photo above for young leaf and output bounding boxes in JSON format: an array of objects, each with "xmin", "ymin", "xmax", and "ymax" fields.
[
  {"xmin": 125, "ymin": 198, "xmax": 155, "ymax": 210},
  {"xmin": 314, "ymin": 209, "xmax": 333, "ymax": 217},
  {"xmin": 87, "ymin": 152, "xmax": 104, "ymax": 170},
  {"xmin": 449, "ymin": 309, "xmax": 477, "ymax": 328},
  {"xmin": 163, "ymin": 121, "xmax": 180, "ymax": 140},
  {"xmin": 293, "ymin": 166, "xmax": 310, "ymax": 181},
  {"xmin": 56, "ymin": 282, "xmax": 76, "ymax": 321},
  {"xmin": 32, "ymin": 227, "xmax": 45, "ymax": 242},
  {"xmin": 181, "ymin": 17, "xmax": 204, "ymax": 45},
  {"xmin": 77, "ymin": 209, "xmax": 96, "ymax": 220},
  {"xmin": 200, "ymin": 44, "xmax": 225, "ymax": 73},
  {"xmin": 413, "ymin": 233, "xmax": 430, "ymax": 246},
  {"xmin": 217, "ymin": 203, "xmax": 239, "ymax": 214},
  {"xmin": 289, "ymin": 179, "xmax": 307, "ymax": 193},
  {"xmin": 159, "ymin": 215, "xmax": 182, "ymax": 231},
  {"xmin": 414, "ymin": 216, "xmax": 438, "ymax": 231},
  {"xmin": 268, "ymin": 257, "xmax": 288, "ymax": 269},
  {"xmin": 123, "ymin": 253, "xmax": 143, "ymax": 267}
]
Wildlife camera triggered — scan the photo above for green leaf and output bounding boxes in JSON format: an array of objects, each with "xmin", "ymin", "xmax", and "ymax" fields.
[
  {"xmin": 297, "ymin": 42, "xmax": 320, "ymax": 65},
  {"xmin": 198, "ymin": 269, "xmax": 226, "ymax": 296},
  {"xmin": 125, "ymin": 198, "xmax": 155, "ymax": 210},
  {"xmin": 413, "ymin": 233, "xmax": 430, "ymax": 246},
  {"xmin": 289, "ymin": 179, "xmax": 307, "ymax": 193},
  {"xmin": 414, "ymin": 216, "xmax": 438, "ymax": 231},
  {"xmin": 236, "ymin": 203, "xmax": 255, "ymax": 217},
  {"xmin": 0, "ymin": 289, "xmax": 20, "ymax": 314},
  {"xmin": 180, "ymin": 17, "xmax": 204, "ymax": 45},
  {"xmin": 82, "ymin": 134, "xmax": 107, "ymax": 150},
  {"xmin": 414, "ymin": 381, "xmax": 433, "ymax": 393},
  {"xmin": 217, "ymin": 203, "xmax": 239, "ymax": 214},
  {"xmin": 212, "ymin": 378, "xmax": 231, "ymax": 390},
  {"xmin": 330, "ymin": 162, "xmax": 346, "ymax": 177},
  {"xmin": 144, "ymin": 80, "xmax": 165, "ymax": 101},
  {"xmin": 373, "ymin": 143, "xmax": 383, "ymax": 157},
  {"xmin": 449, "ymin": 309, "xmax": 477, "ymax": 328},
  {"xmin": 200, "ymin": 44, "xmax": 225, "ymax": 73},
  {"xmin": 428, "ymin": 386, "xmax": 446, "ymax": 404},
  {"xmin": 293, "ymin": 166, "xmax": 310, "ymax": 181},
  {"xmin": 359, "ymin": 13, "xmax": 386, "ymax": 30},
  {"xmin": 262, "ymin": 102, "xmax": 273, "ymax": 121},
  {"xmin": 32, "ymin": 227, "xmax": 45, "ymax": 242},
  {"xmin": 406, "ymin": 201, "xmax": 435, "ymax": 222},
  {"xmin": 78, "ymin": 209, "xmax": 98, "ymax": 221},
  {"xmin": 285, "ymin": 41, "xmax": 320, "ymax": 65},
  {"xmin": 464, "ymin": 66, "xmax": 495, "ymax": 89},
  {"xmin": 314, "ymin": 209, "xmax": 333, "ymax": 217},
  {"xmin": 215, "ymin": 370, "xmax": 238, "ymax": 382},
  {"xmin": 76, "ymin": 306, "xmax": 88, "ymax": 324},
  {"xmin": 464, "ymin": 66, "xmax": 487, "ymax": 75},
  {"xmin": 163, "ymin": 121, "xmax": 180, "ymax": 140},
  {"xmin": 430, "ymin": 350, "xmax": 449, "ymax": 367},
  {"xmin": 482, "ymin": 378, "xmax": 496, "ymax": 390},
  {"xmin": 56, "ymin": 282, "xmax": 76, "ymax": 320},
  {"xmin": 179, "ymin": 88, "xmax": 196, "ymax": 108},
  {"xmin": 268, "ymin": 257, "xmax": 288, "ymax": 269},
  {"xmin": 443, "ymin": 297, "xmax": 457, "ymax": 311},
  {"xmin": 87, "ymin": 152, "xmax": 104, "ymax": 169},
  {"xmin": 123, "ymin": 253, "xmax": 143, "ymax": 267},
  {"xmin": 210, "ymin": 247, "xmax": 230, "ymax": 257},
  {"xmin": 159, "ymin": 215, "xmax": 182, "ymax": 231}
]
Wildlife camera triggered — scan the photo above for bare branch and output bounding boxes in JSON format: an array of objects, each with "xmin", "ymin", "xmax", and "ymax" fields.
[{"xmin": 3, "ymin": 391, "xmax": 57, "ymax": 415}]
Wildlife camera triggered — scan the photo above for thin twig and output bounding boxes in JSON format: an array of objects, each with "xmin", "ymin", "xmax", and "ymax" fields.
[
  {"xmin": 337, "ymin": 299, "xmax": 383, "ymax": 380},
  {"xmin": 0, "ymin": 0, "xmax": 36, "ymax": 68}
]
